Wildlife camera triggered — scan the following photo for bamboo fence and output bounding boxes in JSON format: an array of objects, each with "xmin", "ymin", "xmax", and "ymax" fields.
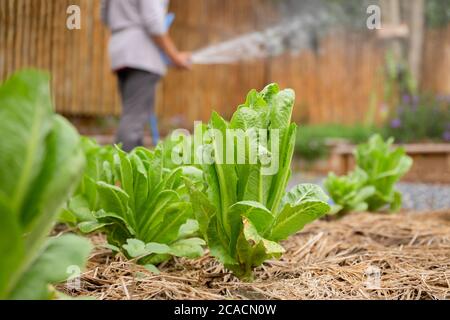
[{"xmin": 0, "ymin": 0, "xmax": 449, "ymax": 129}]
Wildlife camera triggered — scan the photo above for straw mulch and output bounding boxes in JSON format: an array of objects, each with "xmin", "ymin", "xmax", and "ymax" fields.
[{"xmin": 60, "ymin": 211, "xmax": 450, "ymax": 300}]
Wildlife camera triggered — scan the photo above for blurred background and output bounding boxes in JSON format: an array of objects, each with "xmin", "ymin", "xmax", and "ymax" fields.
[{"xmin": 0, "ymin": 0, "xmax": 449, "ymax": 186}]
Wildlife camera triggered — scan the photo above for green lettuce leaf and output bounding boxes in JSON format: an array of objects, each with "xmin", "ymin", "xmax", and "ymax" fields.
[
  {"xmin": 0, "ymin": 70, "xmax": 91, "ymax": 299},
  {"xmin": 187, "ymin": 84, "xmax": 330, "ymax": 280}
]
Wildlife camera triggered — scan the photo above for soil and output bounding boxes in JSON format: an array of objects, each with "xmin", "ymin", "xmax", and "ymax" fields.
[{"xmin": 58, "ymin": 210, "xmax": 450, "ymax": 300}]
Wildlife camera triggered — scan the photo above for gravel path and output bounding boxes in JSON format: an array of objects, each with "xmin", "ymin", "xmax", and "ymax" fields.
[{"xmin": 289, "ymin": 173, "xmax": 450, "ymax": 211}]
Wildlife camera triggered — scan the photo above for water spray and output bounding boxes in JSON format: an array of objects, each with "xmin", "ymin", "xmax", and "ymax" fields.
[{"xmin": 190, "ymin": 14, "xmax": 324, "ymax": 65}]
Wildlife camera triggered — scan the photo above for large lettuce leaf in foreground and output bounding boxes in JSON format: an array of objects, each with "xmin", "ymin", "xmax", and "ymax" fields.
[
  {"xmin": 0, "ymin": 70, "xmax": 91, "ymax": 299},
  {"xmin": 67, "ymin": 140, "xmax": 205, "ymax": 270},
  {"xmin": 186, "ymin": 84, "xmax": 330, "ymax": 280}
]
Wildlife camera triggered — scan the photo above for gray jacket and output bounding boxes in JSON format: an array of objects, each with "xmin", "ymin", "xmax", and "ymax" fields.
[{"xmin": 101, "ymin": 0, "xmax": 169, "ymax": 75}]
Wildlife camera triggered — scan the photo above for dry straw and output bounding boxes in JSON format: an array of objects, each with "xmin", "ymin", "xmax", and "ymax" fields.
[{"xmin": 58, "ymin": 211, "xmax": 450, "ymax": 300}]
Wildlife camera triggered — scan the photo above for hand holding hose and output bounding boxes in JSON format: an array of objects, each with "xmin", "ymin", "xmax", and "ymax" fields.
[{"xmin": 172, "ymin": 51, "xmax": 192, "ymax": 70}]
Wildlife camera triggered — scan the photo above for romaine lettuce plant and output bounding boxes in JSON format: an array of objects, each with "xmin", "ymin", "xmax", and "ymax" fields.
[
  {"xmin": 59, "ymin": 137, "xmax": 115, "ymax": 226},
  {"xmin": 186, "ymin": 84, "xmax": 330, "ymax": 280},
  {"xmin": 67, "ymin": 140, "xmax": 205, "ymax": 270},
  {"xmin": 0, "ymin": 70, "xmax": 91, "ymax": 299},
  {"xmin": 324, "ymin": 168, "xmax": 375, "ymax": 215},
  {"xmin": 355, "ymin": 134, "xmax": 413, "ymax": 211},
  {"xmin": 325, "ymin": 134, "xmax": 413, "ymax": 214}
]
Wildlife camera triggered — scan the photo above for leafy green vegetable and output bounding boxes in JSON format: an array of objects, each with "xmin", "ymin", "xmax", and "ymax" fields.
[
  {"xmin": 0, "ymin": 70, "xmax": 91, "ymax": 299},
  {"xmin": 186, "ymin": 84, "xmax": 330, "ymax": 280},
  {"xmin": 355, "ymin": 134, "xmax": 413, "ymax": 211},
  {"xmin": 325, "ymin": 134, "xmax": 413, "ymax": 214},
  {"xmin": 8, "ymin": 234, "xmax": 92, "ymax": 300},
  {"xmin": 324, "ymin": 169, "xmax": 375, "ymax": 215},
  {"xmin": 59, "ymin": 137, "xmax": 115, "ymax": 226},
  {"xmin": 68, "ymin": 140, "xmax": 205, "ymax": 265}
]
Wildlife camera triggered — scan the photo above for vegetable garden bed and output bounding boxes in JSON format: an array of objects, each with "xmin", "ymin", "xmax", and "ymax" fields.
[
  {"xmin": 59, "ymin": 210, "xmax": 450, "ymax": 300},
  {"xmin": 2, "ymin": 70, "xmax": 448, "ymax": 301}
]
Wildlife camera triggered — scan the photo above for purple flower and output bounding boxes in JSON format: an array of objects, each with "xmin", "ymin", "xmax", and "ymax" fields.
[
  {"xmin": 412, "ymin": 95, "xmax": 420, "ymax": 105},
  {"xmin": 443, "ymin": 131, "xmax": 450, "ymax": 142},
  {"xmin": 390, "ymin": 118, "xmax": 402, "ymax": 129},
  {"xmin": 402, "ymin": 95, "xmax": 411, "ymax": 105}
]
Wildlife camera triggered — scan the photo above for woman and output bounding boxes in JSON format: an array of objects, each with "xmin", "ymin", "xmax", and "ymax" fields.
[{"xmin": 101, "ymin": 0, "xmax": 191, "ymax": 151}]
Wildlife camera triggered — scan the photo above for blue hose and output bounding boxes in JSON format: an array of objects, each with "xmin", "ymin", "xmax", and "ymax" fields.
[{"xmin": 149, "ymin": 113, "xmax": 160, "ymax": 146}]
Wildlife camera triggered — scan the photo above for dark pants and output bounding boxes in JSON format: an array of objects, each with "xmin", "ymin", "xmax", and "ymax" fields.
[{"xmin": 116, "ymin": 68, "xmax": 160, "ymax": 152}]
